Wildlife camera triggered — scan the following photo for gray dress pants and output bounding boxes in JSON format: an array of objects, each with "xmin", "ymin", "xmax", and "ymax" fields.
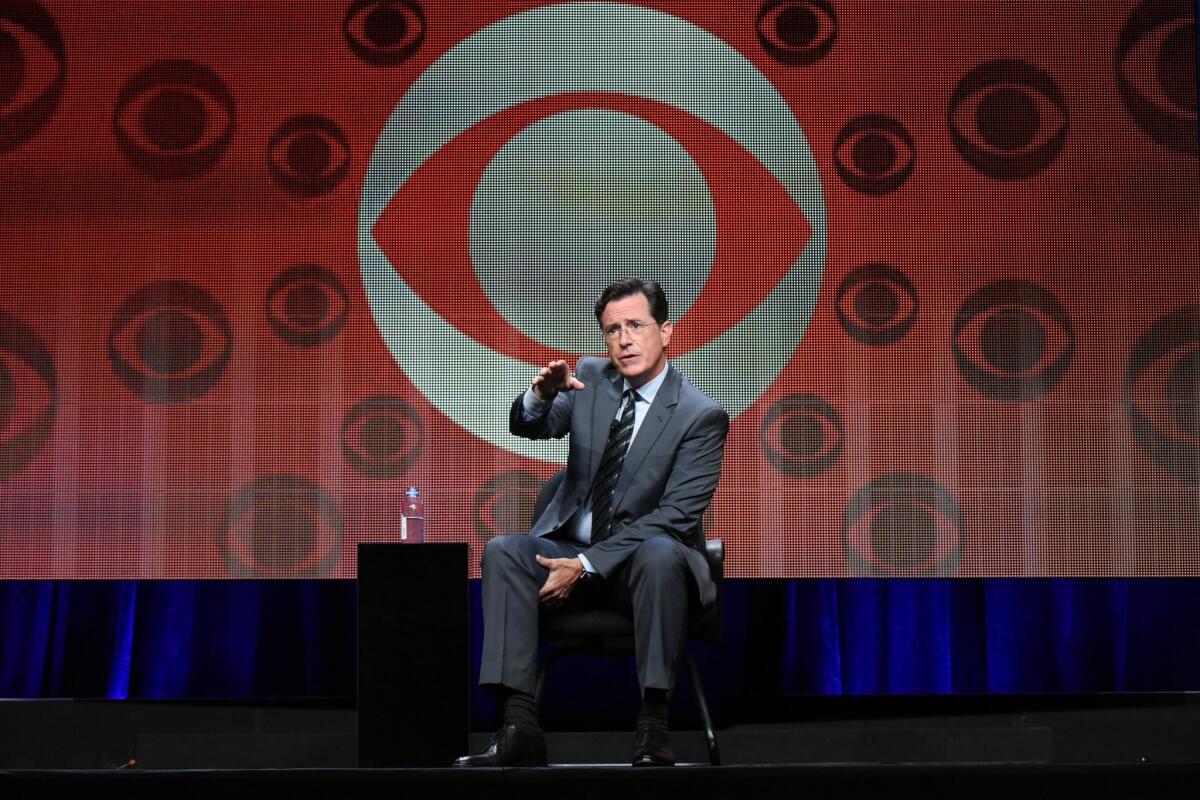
[{"xmin": 477, "ymin": 532, "xmax": 693, "ymax": 698}]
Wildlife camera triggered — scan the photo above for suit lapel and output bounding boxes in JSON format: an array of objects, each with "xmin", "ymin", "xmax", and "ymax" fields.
[
  {"xmin": 613, "ymin": 365, "xmax": 680, "ymax": 503},
  {"xmin": 588, "ymin": 365, "xmax": 624, "ymax": 480}
]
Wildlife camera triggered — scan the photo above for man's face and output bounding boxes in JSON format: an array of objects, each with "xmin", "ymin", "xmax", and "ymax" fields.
[{"xmin": 599, "ymin": 293, "xmax": 672, "ymax": 388}]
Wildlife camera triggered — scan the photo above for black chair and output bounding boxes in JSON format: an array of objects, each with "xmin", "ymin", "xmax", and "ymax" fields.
[{"xmin": 531, "ymin": 470, "xmax": 724, "ymax": 765}]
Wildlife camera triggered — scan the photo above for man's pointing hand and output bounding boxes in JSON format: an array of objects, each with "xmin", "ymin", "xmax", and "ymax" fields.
[{"xmin": 532, "ymin": 360, "xmax": 585, "ymax": 400}]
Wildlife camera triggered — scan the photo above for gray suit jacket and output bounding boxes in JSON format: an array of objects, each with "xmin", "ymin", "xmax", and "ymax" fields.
[{"xmin": 508, "ymin": 356, "xmax": 729, "ymax": 606}]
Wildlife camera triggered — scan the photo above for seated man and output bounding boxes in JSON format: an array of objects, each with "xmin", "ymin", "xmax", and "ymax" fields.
[{"xmin": 454, "ymin": 278, "xmax": 729, "ymax": 768}]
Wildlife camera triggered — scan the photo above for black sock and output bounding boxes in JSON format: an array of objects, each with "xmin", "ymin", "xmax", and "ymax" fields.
[
  {"xmin": 638, "ymin": 688, "xmax": 669, "ymax": 730},
  {"xmin": 501, "ymin": 689, "xmax": 540, "ymax": 732}
]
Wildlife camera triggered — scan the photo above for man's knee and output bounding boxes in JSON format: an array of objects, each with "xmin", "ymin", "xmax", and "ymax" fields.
[
  {"xmin": 482, "ymin": 533, "xmax": 536, "ymax": 571},
  {"xmin": 629, "ymin": 536, "xmax": 687, "ymax": 586}
]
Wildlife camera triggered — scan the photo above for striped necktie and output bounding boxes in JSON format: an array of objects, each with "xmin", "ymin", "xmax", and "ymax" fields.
[{"xmin": 591, "ymin": 389, "xmax": 639, "ymax": 543}]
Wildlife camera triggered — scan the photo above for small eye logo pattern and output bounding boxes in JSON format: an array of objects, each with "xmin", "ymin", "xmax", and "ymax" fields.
[
  {"xmin": 756, "ymin": 0, "xmax": 838, "ymax": 66},
  {"xmin": 948, "ymin": 59, "xmax": 1070, "ymax": 180},
  {"xmin": 218, "ymin": 475, "xmax": 344, "ymax": 577},
  {"xmin": 0, "ymin": 310, "xmax": 57, "ymax": 480},
  {"xmin": 265, "ymin": 265, "xmax": 351, "ymax": 347},
  {"xmin": 1115, "ymin": 0, "xmax": 1197, "ymax": 155},
  {"xmin": 472, "ymin": 470, "xmax": 543, "ymax": 543},
  {"xmin": 340, "ymin": 395, "xmax": 424, "ymax": 479},
  {"xmin": 107, "ymin": 281, "xmax": 233, "ymax": 404},
  {"xmin": 834, "ymin": 115, "xmax": 916, "ymax": 196},
  {"xmin": 0, "ymin": 0, "xmax": 66, "ymax": 152},
  {"xmin": 112, "ymin": 59, "xmax": 236, "ymax": 180},
  {"xmin": 267, "ymin": 114, "xmax": 352, "ymax": 199},
  {"xmin": 343, "ymin": 0, "xmax": 426, "ymax": 66},
  {"xmin": 0, "ymin": 1, "xmax": 1197, "ymax": 580}
]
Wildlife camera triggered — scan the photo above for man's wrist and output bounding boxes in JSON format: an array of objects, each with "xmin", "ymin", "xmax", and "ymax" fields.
[
  {"xmin": 575, "ymin": 554, "xmax": 597, "ymax": 581},
  {"xmin": 521, "ymin": 387, "xmax": 552, "ymax": 419},
  {"xmin": 571, "ymin": 557, "xmax": 588, "ymax": 582}
]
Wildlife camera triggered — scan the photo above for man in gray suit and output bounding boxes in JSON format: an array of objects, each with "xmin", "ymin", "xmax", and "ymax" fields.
[{"xmin": 454, "ymin": 278, "xmax": 729, "ymax": 768}]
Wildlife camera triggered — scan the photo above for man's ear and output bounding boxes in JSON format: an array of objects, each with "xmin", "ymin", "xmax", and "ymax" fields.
[{"xmin": 660, "ymin": 320, "xmax": 673, "ymax": 348}]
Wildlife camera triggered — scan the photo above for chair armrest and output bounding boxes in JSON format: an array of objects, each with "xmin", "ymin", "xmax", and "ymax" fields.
[{"xmin": 703, "ymin": 539, "xmax": 724, "ymax": 578}]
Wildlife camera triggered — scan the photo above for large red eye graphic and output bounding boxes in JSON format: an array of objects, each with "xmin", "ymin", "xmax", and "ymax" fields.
[
  {"xmin": 372, "ymin": 93, "xmax": 810, "ymax": 365},
  {"xmin": 756, "ymin": 0, "xmax": 838, "ymax": 66},
  {"xmin": 0, "ymin": 310, "xmax": 56, "ymax": 480},
  {"xmin": 343, "ymin": 0, "xmax": 426, "ymax": 67},
  {"xmin": 948, "ymin": 59, "xmax": 1069, "ymax": 180},
  {"xmin": 112, "ymin": 60, "xmax": 236, "ymax": 180},
  {"xmin": 340, "ymin": 395, "xmax": 423, "ymax": 478},
  {"xmin": 265, "ymin": 264, "xmax": 350, "ymax": 347},
  {"xmin": 472, "ymin": 470, "xmax": 541, "ymax": 542},
  {"xmin": 843, "ymin": 473, "xmax": 964, "ymax": 577},
  {"xmin": 107, "ymin": 281, "xmax": 233, "ymax": 403},
  {"xmin": 360, "ymin": 5, "xmax": 827, "ymax": 461},
  {"xmin": 760, "ymin": 394, "xmax": 843, "ymax": 478},
  {"xmin": 1126, "ymin": 306, "xmax": 1200, "ymax": 483},
  {"xmin": 952, "ymin": 280, "xmax": 1074, "ymax": 401},
  {"xmin": 836, "ymin": 263, "xmax": 918, "ymax": 346},
  {"xmin": 833, "ymin": 115, "xmax": 916, "ymax": 196},
  {"xmin": 218, "ymin": 475, "xmax": 343, "ymax": 577},
  {"xmin": 1115, "ymin": 0, "xmax": 1196, "ymax": 156},
  {"xmin": 267, "ymin": 114, "xmax": 351, "ymax": 199},
  {"xmin": 0, "ymin": 0, "xmax": 65, "ymax": 152}
]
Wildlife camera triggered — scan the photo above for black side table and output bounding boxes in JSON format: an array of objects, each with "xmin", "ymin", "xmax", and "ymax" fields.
[{"xmin": 357, "ymin": 542, "xmax": 469, "ymax": 767}]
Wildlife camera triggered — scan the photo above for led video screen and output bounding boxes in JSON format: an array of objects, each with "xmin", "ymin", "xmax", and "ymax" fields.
[{"xmin": 0, "ymin": 1, "xmax": 1196, "ymax": 578}]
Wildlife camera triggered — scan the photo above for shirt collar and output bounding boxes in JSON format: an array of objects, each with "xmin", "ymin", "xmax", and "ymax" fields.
[{"xmin": 623, "ymin": 361, "xmax": 669, "ymax": 405}]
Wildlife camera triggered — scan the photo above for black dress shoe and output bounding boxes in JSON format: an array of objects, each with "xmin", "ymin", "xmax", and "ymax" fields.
[
  {"xmin": 632, "ymin": 722, "xmax": 674, "ymax": 767},
  {"xmin": 453, "ymin": 723, "xmax": 547, "ymax": 767}
]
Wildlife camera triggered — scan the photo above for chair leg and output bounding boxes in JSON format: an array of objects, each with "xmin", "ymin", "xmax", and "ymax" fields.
[
  {"xmin": 685, "ymin": 652, "xmax": 720, "ymax": 766},
  {"xmin": 534, "ymin": 645, "xmax": 574, "ymax": 711},
  {"xmin": 534, "ymin": 651, "xmax": 554, "ymax": 711}
]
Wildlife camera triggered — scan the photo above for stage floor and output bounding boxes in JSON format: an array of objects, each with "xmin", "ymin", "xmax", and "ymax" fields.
[
  {"xmin": 5, "ymin": 763, "xmax": 1200, "ymax": 800},
  {"xmin": 3, "ymin": 696, "xmax": 1199, "ymax": 798}
]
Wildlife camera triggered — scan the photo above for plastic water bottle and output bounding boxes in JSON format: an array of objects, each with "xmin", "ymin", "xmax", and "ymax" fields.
[{"xmin": 400, "ymin": 486, "xmax": 425, "ymax": 542}]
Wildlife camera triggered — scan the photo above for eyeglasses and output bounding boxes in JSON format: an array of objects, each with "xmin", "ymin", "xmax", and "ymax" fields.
[{"xmin": 602, "ymin": 320, "xmax": 658, "ymax": 341}]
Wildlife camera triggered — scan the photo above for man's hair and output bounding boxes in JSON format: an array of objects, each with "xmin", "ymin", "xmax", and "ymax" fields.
[{"xmin": 594, "ymin": 278, "xmax": 669, "ymax": 325}]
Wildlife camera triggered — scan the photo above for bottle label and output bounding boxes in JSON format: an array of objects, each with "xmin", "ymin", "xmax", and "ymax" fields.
[
  {"xmin": 401, "ymin": 486, "xmax": 425, "ymax": 542},
  {"xmin": 401, "ymin": 515, "xmax": 424, "ymax": 542}
]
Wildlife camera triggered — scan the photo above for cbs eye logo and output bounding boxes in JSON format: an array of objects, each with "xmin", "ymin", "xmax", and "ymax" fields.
[
  {"xmin": 218, "ymin": 475, "xmax": 343, "ymax": 578},
  {"xmin": 843, "ymin": 473, "xmax": 964, "ymax": 577},
  {"xmin": 0, "ymin": 0, "xmax": 66, "ymax": 152},
  {"xmin": 267, "ymin": 114, "xmax": 351, "ymax": 200},
  {"xmin": 948, "ymin": 59, "xmax": 1069, "ymax": 180},
  {"xmin": 756, "ymin": 0, "xmax": 838, "ymax": 66},
  {"xmin": 265, "ymin": 265, "xmax": 350, "ymax": 347},
  {"xmin": 952, "ymin": 280, "xmax": 1074, "ymax": 402},
  {"xmin": 112, "ymin": 60, "xmax": 236, "ymax": 180},
  {"xmin": 340, "ymin": 395, "xmax": 423, "ymax": 478},
  {"xmin": 836, "ymin": 264, "xmax": 918, "ymax": 346},
  {"xmin": 358, "ymin": 3, "xmax": 826, "ymax": 462},
  {"xmin": 472, "ymin": 470, "xmax": 542, "ymax": 542},
  {"xmin": 834, "ymin": 115, "xmax": 916, "ymax": 196},
  {"xmin": 0, "ymin": 310, "xmax": 56, "ymax": 480},
  {"xmin": 1126, "ymin": 306, "xmax": 1200, "ymax": 483},
  {"xmin": 760, "ymin": 394, "xmax": 844, "ymax": 478},
  {"xmin": 1115, "ymin": 0, "xmax": 1196, "ymax": 156},
  {"xmin": 343, "ymin": 0, "xmax": 426, "ymax": 66},
  {"xmin": 107, "ymin": 281, "xmax": 233, "ymax": 403}
]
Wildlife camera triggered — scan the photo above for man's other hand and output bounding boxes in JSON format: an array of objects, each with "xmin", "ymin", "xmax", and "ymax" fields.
[
  {"xmin": 536, "ymin": 555, "xmax": 584, "ymax": 605},
  {"xmin": 532, "ymin": 360, "xmax": 585, "ymax": 400}
]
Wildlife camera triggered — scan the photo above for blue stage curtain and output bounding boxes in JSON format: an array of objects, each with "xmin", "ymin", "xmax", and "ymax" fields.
[
  {"xmin": 0, "ymin": 580, "xmax": 357, "ymax": 698},
  {"xmin": 752, "ymin": 579, "xmax": 1200, "ymax": 695},
  {"xmin": 2, "ymin": 579, "xmax": 1199, "ymax": 702}
]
